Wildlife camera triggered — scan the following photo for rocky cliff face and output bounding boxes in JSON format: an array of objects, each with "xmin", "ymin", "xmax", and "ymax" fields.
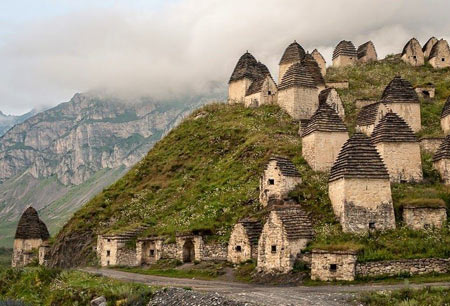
[
  {"xmin": 0, "ymin": 93, "xmax": 189, "ymax": 186},
  {"xmin": 0, "ymin": 109, "xmax": 40, "ymax": 136}
]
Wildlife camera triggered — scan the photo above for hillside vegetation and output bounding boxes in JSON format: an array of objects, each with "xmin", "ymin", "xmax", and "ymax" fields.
[{"xmin": 51, "ymin": 59, "xmax": 450, "ymax": 267}]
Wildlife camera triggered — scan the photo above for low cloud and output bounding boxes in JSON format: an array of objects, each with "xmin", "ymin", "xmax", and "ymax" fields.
[{"xmin": 1, "ymin": 0, "xmax": 449, "ymax": 113}]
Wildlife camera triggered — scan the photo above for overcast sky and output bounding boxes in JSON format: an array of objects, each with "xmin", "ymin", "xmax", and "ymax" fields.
[{"xmin": 1, "ymin": 0, "xmax": 449, "ymax": 114}]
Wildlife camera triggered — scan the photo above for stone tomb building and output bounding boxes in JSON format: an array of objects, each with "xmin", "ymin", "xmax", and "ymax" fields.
[
  {"xmin": 257, "ymin": 205, "xmax": 313, "ymax": 273},
  {"xmin": 12, "ymin": 207, "xmax": 50, "ymax": 267},
  {"xmin": 301, "ymin": 103, "xmax": 348, "ymax": 172},
  {"xmin": 259, "ymin": 156, "xmax": 302, "ymax": 206},
  {"xmin": 302, "ymin": 53, "xmax": 326, "ymax": 92},
  {"xmin": 319, "ymin": 88, "xmax": 345, "ymax": 119},
  {"xmin": 227, "ymin": 219, "xmax": 263, "ymax": 264},
  {"xmin": 401, "ymin": 38, "xmax": 424, "ymax": 66},
  {"xmin": 433, "ymin": 135, "xmax": 450, "ymax": 185},
  {"xmin": 311, "ymin": 49, "xmax": 326, "ymax": 76},
  {"xmin": 244, "ymin": 73, "xmax": 278, "ymax": 108},
  {"xmin": 380, "ymin": 76, "xmax": 421, "ymax": 132},
  {"xmin": 332, "ymin": 40, "xmax": 357, "ymax": 67},
  {"xmin": 311, "ymin": 249, "xmax": 358, "ymax": 281},
  {"xmin": 402, "ymin": 200, "xmax": 447, "ymax": 230},
  {"xmin": 423, "ymin": 37, "xmax": 438, "ymax": 58},
  {"xmin": 136, "ymin": 236, "xmax": 164, "ymax": 265},
  {"xmin": 371, "ymin": 112, "xmax": 423, "ymax": 183},
  {"xmin": 328, "ymin": 133, "xmax": 396, "ymax": 233},
  {"xmin": 356, "ymin": 102, "xmax": 389, "ymax": 136},
  {"xmin": 357, "ymin": 41, "xmax": 377, "ymax": 63},
  {"xmin": 277, "ymin": 63, "xmax": 319, "ymax": 120},
  {"xmin": 415, "ymin": 83, "xmax": 435, "ymax": 99},
  {"xmin": 442, "ymin": 97, "xmax": 450, "ymax": 135},
  {"xmin": 429, "ymin": 39, "xmax": 450, "ymax": 69},
  {"xmin": 97, "ymin": 234, "xmax": 138, "ymax": 267},
  {"xmin": 278, "ymin": 41, "xmax": 306, "ymax": 83}
]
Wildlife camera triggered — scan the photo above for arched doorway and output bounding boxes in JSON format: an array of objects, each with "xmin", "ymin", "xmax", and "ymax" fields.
[{"xmin": 182, "ymin": 239, "xmax": 195, "ymax": 263}]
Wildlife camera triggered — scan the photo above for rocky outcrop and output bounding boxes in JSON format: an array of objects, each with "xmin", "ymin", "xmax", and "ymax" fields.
[
  {"xmin": 0, "ymin": 93, "xmax": 189, "ymax": 186},
  {"xmin": 0, "ymin": 109, "xmax": 41, "ymax": 136}
]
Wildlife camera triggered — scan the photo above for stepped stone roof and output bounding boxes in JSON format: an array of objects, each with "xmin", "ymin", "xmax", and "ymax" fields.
[
  {"xmin": 381, "ymin": 76, "xmax": 419, "ymax": 104},
  {"xmin": 265, "ymin": 156, "xmax": 301, "ymax": 177},
  {"xmin": 238, "ymin": 219, "xmax": 263, "ymax": 246},
  {"xmin": 14, "ymin": 207, "xmax": 50, "ymax": 240},
  {"xmin": 356, "ymin": 102, "xmax": 382, "ymax": 126},
  {"xmin": 433, "ymin": 135, "xmax": 450, "ymax": 162},
  {"xmin": 371, "ymin": 112, "xmax": 417, "ymax": 143},
  {"xmin": 273, "ymin": 206, "xmax": 313, "ymax": 240},
  {"xmin": 402, "ymin": 38, "xmax": 422, "ymax": 56},
  {"xmin": 301, "ymin": 53, "xmax": 325, "ymax": 87},
  {"xmin": 441, "ymin": 97, "xmax": 450, "ymax": 118},
  {"xmin": 279, "ymin": 41, "xmax": 306, "ymax": 65},
  {"xmin": 332, "ymin": 40, "xmax": 357, "ymax": 60},
  {"xmin": 318, "ymin": 88, "xmax": 334, "ymax": 104},
  {"xmin": 357, "ymin": 41, "xmax": 377, "ymax": 59},
  {"xmin": 301, "ymin": 102, "xmax": 347, "ymax": 137},
  {"xmin": 312, "ymin": 49, "xmax": 325, "ymax": 62},
  {"xmin": 329, "ymin": 132, "xmax": 389, "ymax": 182},
  {"xmin": 245, "ymin": 63, "xmax": 276, "ymax": 96},
  {"xmin": 423, "ymin": 37, "xmax": 438, "ymax": 54},
  {"xmin": 429, "ymin": 39, "xmax": 450, "ymax": 59},
  {"xmin": 278, "ymin": 62, "xmax": 317, "ymax": 90},
  {"xmin": 229, "ymin": 52, "xmax": 263, "ymax": 83}
]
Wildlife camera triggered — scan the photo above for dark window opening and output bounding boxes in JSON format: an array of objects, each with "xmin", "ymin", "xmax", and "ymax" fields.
[
  {"xmin": 268, "ymin": 179, "xmax": 275, "ymax": 185},
  {"xmin": 330, "ymin": 264, "xmax": 337, "ymax": 272},
  {"xmin": 413, "ymin": 55, "xmax": 417, "ymax": 59},
  {"xmin": 271, "ymin": 245, "xmax": 277, "ymax": 253},
  {"xmin": 369, "ymin": 222, "xmax": 376, "ymax": 229},
  {"xmin": 442, "ymin": 58, "xmax": 446, "ymax": 62},
  {"xmin": 424, "ymin": 224, "xmax": 431, "ymax": 229},
  {"xmin": 235, "ymin": 245, "xmax": 242, "ymax": 252},
  {"xmin": 422, "ymin": 90, "xmax": 430, "ymax": 98},
  {"xmin": 150, "ymin": 249, "xmax": 155, "ymax": 256},
  {"xmin": 107, "ymin": 260, "xmax": 110, "ymax": 266},
  {"xmin": 107, "ymin": 239, "xmax": 111, "ymax": 242},
  {"xmin": 268, "ymin": 90, "xmax": 272, "ymax": 95},
  {"xmin": 106, "ymin": 250, "xmax": 110, "ymax": 257}
]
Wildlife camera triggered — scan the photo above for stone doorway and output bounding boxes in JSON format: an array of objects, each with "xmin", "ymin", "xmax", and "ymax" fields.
[{"xmin": 182, "ymin": 239, "xmax": 195, "ymax": 262}]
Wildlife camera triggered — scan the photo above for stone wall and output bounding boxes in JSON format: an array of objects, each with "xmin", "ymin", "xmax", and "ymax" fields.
[
  {"xmin": 311, "ymin": 250, "xmax": 357, "ymax": 281},
  {"xmin": 136, "ymin": 239, "xmax": 164, "ymax": 265},
  {"xmin": 176, "ymin": 236, "xmax": 203, "ymax": 262},
  {"xmin": 117, "ymin": 247, "xmax": 137, "ymax": 266},
  {"xmin": 420, "ymin": 137, "xmax": 444, "ymax": 153},
  {"xmin": 415, "ymin": 87, "xmax": 435, "ymax": 99},
  {"xmin": 259, "ymin": 160, "xmax": 302, "ymax": 206},
  {"xmin": 277, "ymin": 87, "xmax": 319, "ymax": 120},
  {"xmin": 322, "ymin": 89, "xmax": 345, "ymax": 119},
  {"xmin": 228, "ymin": 223, "xmax": 253, "ymax": 264},
  {"xmin": 375, "ymin": 142, "xmax": 423, "ymax": 183},
  {"xmin": 161, "ymin": 243, "xmax": 178, "ymax": 259},
  {"xmin": 203, "ymin": 243, "xmax": 228, "ymax": 261},
  {"xmin": 98, "ymin": 237, "xmax": 137, "ymax": 267},
  {"xmin": 12, "ymin": 238, "xmax": 43, "ymax": 267},
  {"xmin": 403, "ymin": 207, "xmax": 447, "ymax": 230},
  {"xmin": 401, "ymin": 50, "xmax": 424, "ymax": 67},
  {"xmin": 385, "ymin": 102, "xmax": 421, "ymax": 132},
  {"xmin": 257, "ymin": 211, "xmax": 308, "ymax": 273},
  {"xmin": 434, "ymin": 159, "xmax": 450, "ymax": 185},
  {"xmin": 356, "ymin": 258, "xmax": 450, "ymax": 278},
  {"xmin": 302, "ymin": 131, "xmax": 348, "ymax": 172},
  {"xmin": 442, "ymin": 116, "xmax": 450, "ymax": 135},
  {"xmin": 38, "ymin": 245, "xmax": 51, "ymax": 266},
  {"xmin": 244, "ymin": 78, "xmax": 278, "ymax": 108},
  {"xmin": 358, "ymin": 46, "xmax": 377, "ymax": 63},
  {"xmin": 326, "ymin": 81, "xmax": 349, "ymax": 89},
  {"xmin": 228, "ymin": 79, "xmax": 252, "ymax": 104},
  {"xmin": 329, "ymin": 178, "xmax": 395, "ymax": 233},
  {"xmin": 355, "ymin": 99, "xmax": 377, "ymax": 109},
  {"xmin": 332, "ymin": 56, "xmax": 356, "ymax": 67}
]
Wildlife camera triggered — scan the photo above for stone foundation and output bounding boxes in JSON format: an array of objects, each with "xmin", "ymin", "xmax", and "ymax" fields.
[
  {"xmin": 434, "ymin": 159, "xmax": 450, "ymax": 185},
  {"xmin": 420, "ymin": 137, "xmax": 444, "ymax": 153},
  {"xmin": 403, "ymin": 206, "xmax": 447, "ymax": 230},
  {"xmin": 311, "ymin": 250, "xmax": 357, "ymax": 281}
]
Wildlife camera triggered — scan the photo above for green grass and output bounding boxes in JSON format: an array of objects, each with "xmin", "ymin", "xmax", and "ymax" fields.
[
  {"xmin": 358, "ymin": 286, "xmax": 450, "ymax": 306},
  {"xmin": 0, "ymin": 248, "xmax": 11, "ymax": 268},
  {"xmin": 0, "ymin": 267, "xmax": 153, "ymax": 305}
]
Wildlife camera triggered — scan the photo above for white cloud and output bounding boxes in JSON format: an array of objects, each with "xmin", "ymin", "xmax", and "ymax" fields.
[{"xmin": 0, "ymin": 0, "xmax": 449, "ymax": 114}]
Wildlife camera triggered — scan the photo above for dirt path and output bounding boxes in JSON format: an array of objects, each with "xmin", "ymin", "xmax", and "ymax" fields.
[{"xmin": 81, "ymin": 267, "xmax": 450, "ymax": 306}]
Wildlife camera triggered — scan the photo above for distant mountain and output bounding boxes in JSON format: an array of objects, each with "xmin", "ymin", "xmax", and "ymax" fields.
[
  {"xmin": 0, "ymin": 109, "xmax": 43, "ymax": 136},
  {"xmin": 0, "ymin": 91, "xmax": 223, "ymax": 247}
]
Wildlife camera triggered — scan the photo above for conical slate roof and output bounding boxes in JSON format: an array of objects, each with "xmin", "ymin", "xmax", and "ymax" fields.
[
  {"xmin": 371, "ymin": 112, "xmax": 417, "ymax": 143},
  {"xmin": 332, "ymin": 40, "xmax": 357, "ymax": 60},
  {"xmin": 402, "ymin": 38, "xmax": 423, "ymax": 56},
  {"xmin": 279, "ymin": 41, "xmax": 306, "ymax": 65},
  {"xmin": 273, "ymin": 206, "xmax": 313, "ymax": 240},
  {"xmin": 238, "ymin": 219, "xmax": 263, "ymax": 246},
  {"xmin": 301, "ymin": 102, "xmax": 347, "ymax": 137},
  {"xmin": 381, "ymin": 76, "xmax": 419, "ymax": 103},
  {"xmin": 356, "ymin": 102, "xmax": 382, "ymax": 126},
  {"xmin": 441, "ymin": 96, "xmax": 450, "ymax": 118},
  {"xmin": 14, "ymin": 207, "xmax": 50, "ymax": 240},
  {"xmin": 245, "ymin": 63, "xmax": 276, "ymax": 96},
  {"xmin": 301, "ymin": 53, "xmax": 325, "ymax": 87},
  {"xmin": 265, "ymin": 156, "xmax": 301, "ymax": 177},
  {"xmin": 257, "ymin": 62, "xmax": 270, "ymax": 77},
  {"xmin": 312, "ymin": 49, "xmax": 325, "ymax": 62},
  {"xmin": 433, "ymin": 135, "xmax": 450, "ymax": 162},
  {"xmin": 229, "ymin": 52, "xmax": 262, "ymax": 83},
  {"xmin": 429, "ymin": 39, "xmax": 450, "ymax": 59},
  {"xmin": 423, "ymin": 37, "xmax": 438, "ymax": 56},
  {"xmin": 278, "ymin": 62, "xmax": 316, "ymax": 90},
  {"xmin": 329, "ymin": 132, "xmax": 389, "ymax": 182},
  {"xmin": 357, "ymin": 41, "xmax": 377, "ymax": 59}
]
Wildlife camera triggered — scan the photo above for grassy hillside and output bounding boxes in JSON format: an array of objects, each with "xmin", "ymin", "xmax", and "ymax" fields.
[{"xmin": 51, "ymin": 59, "xmax": 450, "ymax": 267}]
